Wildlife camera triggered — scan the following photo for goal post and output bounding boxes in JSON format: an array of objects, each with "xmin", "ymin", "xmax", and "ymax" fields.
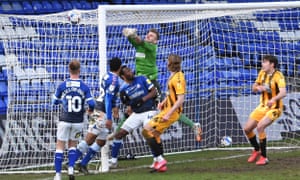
[{"xmin": 0, "ymin": 2, "xmax": 299, "ymax": 173}]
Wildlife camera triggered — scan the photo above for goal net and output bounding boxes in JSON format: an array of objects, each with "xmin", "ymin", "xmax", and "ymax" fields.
[{"xmin": 0, "ymin": 2, "xmax": 300, "ymax": 173}]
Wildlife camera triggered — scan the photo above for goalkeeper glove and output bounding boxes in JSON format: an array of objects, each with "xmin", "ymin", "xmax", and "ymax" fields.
[
  {"xmin": 130, "ymin": 98, "xmax": 144, "ymax": 108},
  {"xmin": 122, "ymin": 28, "xmax": 137, "ymax": 38}
]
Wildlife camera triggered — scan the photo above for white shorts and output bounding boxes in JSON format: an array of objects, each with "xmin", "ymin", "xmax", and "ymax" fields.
[
  {"xmin": 87, "ymin": 121, "xmax": 109, "ymax": 140},
  {"xmin": 121, "ymin": 110, "xmax": 158, "ymax": 133},
  {"xmin": 56, "ymin": 121, "xmax": 84, "ymax": 141},
  {"xmin": 87, "ymin": 111, "xmax": 109, "ymax": 140}
]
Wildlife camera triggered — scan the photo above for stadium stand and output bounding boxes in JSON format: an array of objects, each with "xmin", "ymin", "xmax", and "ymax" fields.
[{"xmin": 0, "ymin": 0, "xmax": 299, "ymax": 115}]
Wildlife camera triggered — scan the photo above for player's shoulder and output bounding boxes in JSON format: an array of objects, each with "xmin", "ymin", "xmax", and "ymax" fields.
[
  {"xmin": 273, "ymin": 70, "xmax": 285, "ymax": 82},
  {"xmin": 175, "ymin": 71, "xmax": 185, "ymax": 79},
  {"xmin": 258, "ymin": 69, "xmax": 265, "ymax": 75},
  {"xmin": 274, "ymin": 70, "xmax": 284, "ymax": 77},
  {"xmin": 135, "ymin": 75, "xmax": 148, "ymax": 81},
  {"xmin": 77, "ymin": 79, "xmax": 91, "ymax": 90}
]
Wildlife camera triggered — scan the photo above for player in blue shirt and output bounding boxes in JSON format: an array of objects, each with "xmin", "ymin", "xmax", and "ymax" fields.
[
  {"xmin": 109, "ymin": 65, "xmax": 157, "ymax": 167},
  {"xmin": 52, "ymin": 60, "xmax": 95, "ymax": 180},
  {"xmin": 74, "ymin": 57, "xmax": 122, "ymax": 174}
]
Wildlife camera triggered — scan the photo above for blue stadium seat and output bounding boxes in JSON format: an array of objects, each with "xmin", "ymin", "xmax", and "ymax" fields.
[
  {"xmin": 51, "ymin": 1, "xmax": 64, "ymax": 12},
  {"xmin": 216, "ymin": 81, "xmax": 239, "ymax": 99},
  {"xmin": 237, "ymin": 21, "xmax": 256, "ymax": 32},
  {"xmin": 11, "ymin": 1, "xmax": 24, "ymax": 14},
  {"xmin": 197, "ymin": 45, "xmax": 215, "ymax": 61},
  {"xmin": 3, "ymin": 96, "xmax": 8, "ymax": 105},
  {"xmin": 0, "ymin": 81, "xmax": 7, "ymax": 96},
  {"xmin": 70, "ymin": 0, "xmax": 82, "ymax": 9},
  {"xmin": 79, "ymin": 0, "xmax": 92, "ymax": 9},
  {"xmin": 278, "ymin": 19, "xmax": 300, "ymax": 30},
  {"xmin": 0, "ymin": 2, "xmax": 13, "ymax": 14},
  {"xmin": 41, "ymin": 1, "xmax": 55, "ymax": 13},
  {"xmin": 0, "ymin": 98, "xmax": 6, "ymax": 114},
  {"xmin": 21, "ymin": 1, "xmax": 33, "ymax": 14},
  {"xmin": 198, "ymin": 84, "xmax": 213, "ymax": 99},
  {"xmin": 0, "ymin": 41, "xmax": 4, "ymax": 54},
  {"xmin": 61, "ymin": 1, "xmax": 73, "ymax": 11},
  {"xmin": 240, "ymin": 81, "xmax": 253, "ymax": 95},
  {"xmin": 32, "ymin": 1, "xmax": 45, "ymax": 14}
]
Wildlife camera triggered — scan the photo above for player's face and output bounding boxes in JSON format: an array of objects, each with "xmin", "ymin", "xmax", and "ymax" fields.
[
  {"xmin": 145, "ymin": 31, "xmax": 157, "ymax": 44},
  {"xmin": 122, "ymin": 67, "xmax": 134, "ymax": 81},
  {"xmin": 261, "ymin": 59, "xmax": 273, "ymax": 73}
]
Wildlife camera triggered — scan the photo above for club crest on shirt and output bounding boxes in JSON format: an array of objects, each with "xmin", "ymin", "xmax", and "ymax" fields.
[
  {"xmin": 177, "ymin": 81, "xmax": 182, "ymax": 89},
  {"xmin": 146, "ymin": 79, "xmax": 151, "ymax": 84}
]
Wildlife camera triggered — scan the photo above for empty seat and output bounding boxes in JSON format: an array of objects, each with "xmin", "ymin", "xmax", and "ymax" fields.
[
  {"xmin": 51, "ymin": 1, "xmax": 64, "ymax": 12},
  {"xmin": 0, "ymin": 81, "xmax": 7, "ymax": 95},
  {"xmin": 22, "ymin": 1, "xmax": 34, "ymax": 14},
  {"xmin": 0, "ymin": 98, "xmax": 6, "ymax": 114},
  {"xmin": 1, "ymin": 2, "xmax": 13, "ymax": 13},
  {"xmin": 32, "ymin": 1, "xmax": 45, "ymax": 14},
  {"xmin": 36, "ymin": 67, "xmax": 51, "ymax": 79},
  {"xmin": 41, "ymin": 1, "xmax": 55, "ymax": 13},
  {"xmin": 79, "ymin": 0, "xmax": 92, "ymax": 9},
  {"xmin": 11, "ymin": 1, "xmax": 24, "ymax": 14}
]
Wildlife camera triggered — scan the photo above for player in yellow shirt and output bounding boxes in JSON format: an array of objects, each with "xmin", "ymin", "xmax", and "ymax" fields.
[
  {"xmin": 244, "ymin": 55, "xmax": 286, "ymax": 165},
  {"xmin": 142, "ymin": 54, "xmax": 186, "ymax": 172}
]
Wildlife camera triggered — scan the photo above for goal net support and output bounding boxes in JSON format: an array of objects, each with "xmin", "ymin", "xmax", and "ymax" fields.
[{"xmin": 0, "ymin": 2, "xmax": 300, "ymax": 173}]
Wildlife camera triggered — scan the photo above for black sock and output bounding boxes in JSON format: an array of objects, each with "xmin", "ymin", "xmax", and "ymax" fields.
[
  {"xmin": 260, "ymin": 138, "xmax": 267, "ymax": 157},
  {"xmin": 146, "ymin": 138, "xmax": 162, "ymax": 157},
  {"xmin": 249, "ymin": 135, "xmax": 260, "ymax": 151}
]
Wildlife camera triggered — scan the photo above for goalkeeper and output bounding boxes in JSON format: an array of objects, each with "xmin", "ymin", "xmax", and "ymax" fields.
[{"xmin": 122, "ymin": 27, "xmax": 202, "ymax": 141}]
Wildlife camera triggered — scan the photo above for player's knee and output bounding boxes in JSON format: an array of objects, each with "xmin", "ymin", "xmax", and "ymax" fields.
[
  {"xmin": 114, "ymin": 129, "xmax": 128, "ymax": 139},
  {"xmin": 142, "ymin": 129, "xmax": 153, "ymax": 139},
  {"xmin": 96, "ymin": 139, "xmax": 106, "ymax": 147},
  {"xmin": 243, "ymin": 126, "xmax": 253, "ymax": 135},
  {"xmin": 77, "ymin": 141, "xmax": 89, "ymax": 153},
  {"xmin": 85, "ymin": 133, "xmax": 97, "ymax": 145},
  {"xmin": 256, "ymin": 124, "xmax": 265, "ymax": 134},
  {"xmin": 258, "ymin": 132, "xmax": 266, "ymax": 140}
]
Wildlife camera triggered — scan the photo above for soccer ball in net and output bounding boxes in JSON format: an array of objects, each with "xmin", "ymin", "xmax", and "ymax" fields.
[
  {"xmin": 67, "ymin": 10, "xmax": 81, "ymax": 24},
  {"xmin": 221, "ymin": 136, "xmax": 232, "ymax": 147}
]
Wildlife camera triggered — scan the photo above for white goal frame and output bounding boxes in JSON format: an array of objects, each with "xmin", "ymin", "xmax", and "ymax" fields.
[{"xmin": 0, "ymin": 1, "xmax": 299, "ymax": 174}]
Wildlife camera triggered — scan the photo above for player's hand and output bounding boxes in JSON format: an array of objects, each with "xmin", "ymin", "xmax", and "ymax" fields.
[
  {"xmin": 130, "ymin": 98, "xmax": 144, "ymax": 108},
  {"xmin": 162, "ymin": 114, "xmax": 170, "ymax": 122},
  {"xmin": 256, "ymin": 85, "xmax": 266, "ymax": 92},
  {"xmin": 122, "ymin": 28, "xmax": 137, "ymax": 38},
  {"xmin": 106, "ymin": 120, "xmax": 113, "ymax": 130},
  {"xmin": 157, "ymin": 102, "xmax": 164, "ymax": 110},
  {"xmin": 107, "ymin": 132, "xmax": 115, "ymax": 141},
  {"xmin": 267, "ymin": 99, "xmax": 275, "ymax": 108}
]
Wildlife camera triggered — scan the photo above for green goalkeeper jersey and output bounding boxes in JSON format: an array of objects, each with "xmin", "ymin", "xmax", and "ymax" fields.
[{"xmin": 128, "ymin": 37, "xmax": 158, "ymax": 80}]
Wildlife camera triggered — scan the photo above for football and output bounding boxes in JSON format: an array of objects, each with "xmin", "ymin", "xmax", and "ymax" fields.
[
  {"xmin": 221, "ymin": 136, "xmax": 232, "ymax": 147},
  {"xmin": 68, "ymin": 10, "xmax": 81, "ymax": 24}
]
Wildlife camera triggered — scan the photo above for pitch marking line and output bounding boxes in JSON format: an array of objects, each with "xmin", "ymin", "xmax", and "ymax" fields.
[{"xmin": 37, "ymin": 153, "xmax": 249, "ymax": 179}]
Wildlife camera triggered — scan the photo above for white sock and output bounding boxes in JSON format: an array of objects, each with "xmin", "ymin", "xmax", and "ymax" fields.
[
  {"xmin": 157, "ymin": 155, "xmax": 164, "ymax": 162},
  {"xmin": 111, "ymin": 157, "xmax": 118, "ymax": 163},
  {"xmin": 68, "ymin": 167, "xmax": 74, "ymax": 175}
]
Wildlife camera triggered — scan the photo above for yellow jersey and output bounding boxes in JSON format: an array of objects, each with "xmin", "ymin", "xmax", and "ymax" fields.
[
  {"xmin": 255, "ymin": 70, "xmax": 286, "ymax": 109},
  {"xmin": 164, "ymin": 71, "xmax": 186, "ymax": 113}
]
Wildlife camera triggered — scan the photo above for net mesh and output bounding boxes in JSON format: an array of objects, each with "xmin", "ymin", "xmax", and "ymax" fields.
[{"xmin": 0, "ymin": 4, "xmax": 299, "ymax": 172}]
